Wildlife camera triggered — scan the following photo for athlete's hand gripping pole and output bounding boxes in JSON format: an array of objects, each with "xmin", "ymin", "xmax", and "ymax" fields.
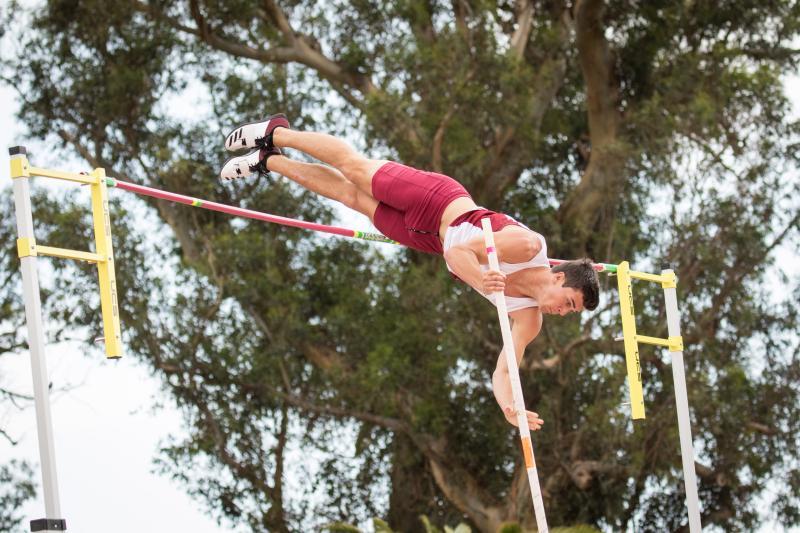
[{"xmin": 481, "ymin": 218, "xmax": 549, "ymax": 533}]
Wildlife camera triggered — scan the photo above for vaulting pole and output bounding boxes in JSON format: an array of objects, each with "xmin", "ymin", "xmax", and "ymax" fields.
[{"xmin": 481, "ymin": 218, "xmax": 548, "ymax": 532}]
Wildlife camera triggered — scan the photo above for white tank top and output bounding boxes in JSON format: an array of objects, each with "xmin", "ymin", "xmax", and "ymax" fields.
[{"xmin": 443, "ymin": 210, "xmax": 548, "ymax": 313}]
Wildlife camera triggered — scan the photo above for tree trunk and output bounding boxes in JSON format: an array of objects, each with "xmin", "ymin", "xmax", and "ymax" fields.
[{"xmin": 387, "ymin": 432, "xmax": 440, "ymax": 531}]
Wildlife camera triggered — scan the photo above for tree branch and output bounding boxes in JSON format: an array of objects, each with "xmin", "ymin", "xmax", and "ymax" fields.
[
  {"xmin": 557, "ymin": 0, "xmax": 628, "ymax": 248},
  {"xmin": 277, "ymin": 390, "xmax": 407, "ymax": 433},
  {"xmin": 426, "ymin": 450, "xmax": 506, "ymax": 531},
  {"xmin": 0, "ymin": 427, "xmax": 19, "ymax": 446},
  {"xmin": 509, "ymin": 0, "xmax": 535, "ymax": 59},
  {"xmin": 684, "ymin": 208, "xmax": 800, "ymax": 345},
  {"xmin": 134, "ymin": 0, "xmax": 297, "ymax": 63},
  {"xmin": 260, "ymin": 0, "xmax": 297, "ymax": 43},
  {"xmin": 0, "ymin": 387, "xmax": 34, "ymax": 406},
  {"xmin": 391, "ymin": 389, "xmax": 507, "ymax": 530},
  {"xmin": 568, "ymin": 459, "xmax": 629, "ymax": 490},
  {"xmin": 722, "ymin": 46, "xmax": 800, "ymax": 62},
  {"xmin": 431, "ymin": 67, "xmax": 476, "ymax": 173},
  {"xmin": 746, "ymin": 421, "xmax": 779, "ymax": 436},
  {"xmin": 256, "ymin": 0, "xmax": 377, "ymax": 96},
  {"xmin": 476, "ymin": 7, "xmax": 570, "ymax": 204},
  {"xmin": 452, "ymin": 0, "xmax": 471, "ymax": 43},
  {"xmin": 574, "ymin": 0, "xmax": 619, "ymax": 144},
  {"xmin": 431, "ymin": 106, "xmax": 457, "ymax": 174},
  {"xmin": 269, "ymin": 402, "xmax": 289, "ymax": 526}
]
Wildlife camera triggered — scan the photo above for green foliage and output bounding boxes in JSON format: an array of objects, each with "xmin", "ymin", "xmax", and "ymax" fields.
[
  {"xmin": 1, "ymin": 1, "xmax": 799, "ymax": 532},
  {"xmin": 323, "ymin": 522, "xmax": 363, "ymax": 533},
  {"xmin": 323, "ymin": 514, "xmax": 473, "ymax": 533},
  {"xmin": 550, "ymin": 527, "xmax": 601, "ymax": 533},
  {"xmin": 0, "ymin": 460, "xmax": 36, "ymax": 533}
]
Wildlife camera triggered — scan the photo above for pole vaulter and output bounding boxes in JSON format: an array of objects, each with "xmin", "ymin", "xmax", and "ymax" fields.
[{"xmin": 8, "ymin": 147, "xmax": 701, "ymax": 532}]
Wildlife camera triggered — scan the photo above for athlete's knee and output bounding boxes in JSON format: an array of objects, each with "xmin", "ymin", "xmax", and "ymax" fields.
[
  {"xmin": 338, "ymin": 153, "xmax": 370, "ymax": 179},
  {"xmin": 344, "ymin": 187, "xmax": 378, "ymax": 217},
  {"xmin": 337, "ymin": 182, "xmax": 360, "ymax": 210}
]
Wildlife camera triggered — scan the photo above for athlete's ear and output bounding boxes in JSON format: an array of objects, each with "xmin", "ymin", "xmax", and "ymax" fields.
[{"xmin": 553, "ymin": 271, "xmax": 566, "ymax": 284}]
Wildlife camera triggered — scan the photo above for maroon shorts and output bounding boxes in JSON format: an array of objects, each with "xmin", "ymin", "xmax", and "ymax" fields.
[{"xmin": 371, "ymin": 162, "xmax": 471, "ymax": 254}]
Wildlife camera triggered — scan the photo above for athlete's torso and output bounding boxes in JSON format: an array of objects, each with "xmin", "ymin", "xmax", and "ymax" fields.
[{"xmin": 441, "ymin": 208, "xmax": 548, "ymax": 312}]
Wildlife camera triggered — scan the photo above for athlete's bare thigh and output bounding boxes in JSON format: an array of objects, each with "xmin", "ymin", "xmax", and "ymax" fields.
[{"xmin": 345, "ymin": 158, "xmax": 390, "ymax": 195}]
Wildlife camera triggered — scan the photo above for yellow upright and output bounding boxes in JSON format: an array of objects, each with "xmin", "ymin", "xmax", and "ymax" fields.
[
  {"xmin": 90, "ymin": 167, "xmax": 122, "ymax": 358},
  {"xmin": 616, "ymin": 261, "xmax": 645, "ymax": 419}
]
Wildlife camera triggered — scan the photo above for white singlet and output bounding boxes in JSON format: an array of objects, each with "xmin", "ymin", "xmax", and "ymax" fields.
[{"xmin": 442, "ymin": 209, "xmax": 549, "ymax": 313}]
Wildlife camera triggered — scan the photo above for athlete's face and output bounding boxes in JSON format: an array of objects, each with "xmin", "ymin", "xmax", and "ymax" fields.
[{"xmin": 538, "ymin": 272, "xmax": 585, "ymax": 316}]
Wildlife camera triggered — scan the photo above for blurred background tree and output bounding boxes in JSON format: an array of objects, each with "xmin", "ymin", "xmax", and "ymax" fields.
[
  {"xmin": 0, "ymin": 460, "xmax": 36, "ymax": 533},
  {"xmin": 1, "ymin": 0, "xmax": 800, "ymax": 531}
]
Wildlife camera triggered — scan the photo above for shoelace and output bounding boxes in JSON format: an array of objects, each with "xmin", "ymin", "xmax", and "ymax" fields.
[
  {"xmin": 248, "ymin": 158, "xmax": 269, "ymax": 177},
  {"xmin": 253, "ymin": 129, "xmax": 275, "ymax": 150},
  {"xmin": 247, "ymin": 147, "xmax": 280, "ymax": 178}
]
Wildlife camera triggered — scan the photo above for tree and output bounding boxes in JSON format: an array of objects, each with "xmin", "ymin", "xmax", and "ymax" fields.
[
  {"xmin": 0, "ymin": 460, "xmax": 36, "ymax": 533},
  {"xmin": 2, "ymin": 0, "xmax": 799, "ymax": 531}
]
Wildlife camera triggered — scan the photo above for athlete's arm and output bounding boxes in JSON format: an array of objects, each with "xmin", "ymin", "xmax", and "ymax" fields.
[
  {"xmin": 492, "ymin": 306, "xmax": 544, "ymax": 429},
  {"xmin": 443, "ymin": 226, "xmax": 542, "ymax": 292}
]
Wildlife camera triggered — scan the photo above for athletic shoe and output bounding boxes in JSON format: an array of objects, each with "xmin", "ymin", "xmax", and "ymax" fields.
[
  {"xmin": 224, "ymin": 114, "xmax": 290, "ymax": 152},
  {"xmin": 219, "ymin": 146, "xmax": 281, "ymax": 181}
]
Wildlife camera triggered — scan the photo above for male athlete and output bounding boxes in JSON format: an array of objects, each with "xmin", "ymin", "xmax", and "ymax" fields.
[{"xmin": 220, "ymin": 115, "xmax": 600, "ymax": 430}]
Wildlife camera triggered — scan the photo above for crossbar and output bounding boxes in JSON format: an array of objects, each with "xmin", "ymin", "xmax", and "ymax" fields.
[
  {"xmin": 628, "ymin": 270, "xmax": 672, "ymax": 284},
  {"xmin": 37, "ymin": 245, "xmax": 104, "ymax": 263},
  {"xmin": 635, "ymin": 334, "xmax": 672, "ymax": 348},
  {"xmin": 29, "ymin": 166, "xmax": 98, "ymax": 185},
  {"xmin": 105, "ymin": 178, "xmax": 620, "ymax": 272}
]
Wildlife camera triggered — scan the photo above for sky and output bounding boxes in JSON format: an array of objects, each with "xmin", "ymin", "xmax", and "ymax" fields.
[
  {"xmin": 0, "ymin": 87, "xmax": 235, "ymax": 533},
  {"xmin": 0, "ymin": 19, "xmax": 799, "ymax": 533}
]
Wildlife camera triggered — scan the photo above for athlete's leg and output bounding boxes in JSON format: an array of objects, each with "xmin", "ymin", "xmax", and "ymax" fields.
[
  {"xmin": 271, "ymin": 128, "xmax": 385, "ymax": 196},
  {"xmin": 267, "ymin": 155, "xmax": 379, "ymax": 221}
]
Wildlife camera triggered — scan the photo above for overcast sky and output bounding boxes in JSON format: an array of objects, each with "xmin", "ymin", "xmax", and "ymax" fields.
[
  {"xmin": 0, "ymin": 84, "xmax": 237, "ymax": 532},
  {"xmin": 1, "ymin": 25, "xmax": 799, "ymax": 533}
]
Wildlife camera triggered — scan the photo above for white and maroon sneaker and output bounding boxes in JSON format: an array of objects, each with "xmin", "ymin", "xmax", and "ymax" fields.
[
  {"xmin": 219, "ymin": 146, "xmax": 281, "ymax": 181},
  {"xmin": 224, "ymin": 114, "xmax": 290, "ymax": 152}
]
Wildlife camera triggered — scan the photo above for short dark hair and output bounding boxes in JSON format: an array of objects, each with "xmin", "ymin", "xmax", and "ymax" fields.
[{"xmin": 551, "ymin": 258, "xmax": 600, "ymax": 311}]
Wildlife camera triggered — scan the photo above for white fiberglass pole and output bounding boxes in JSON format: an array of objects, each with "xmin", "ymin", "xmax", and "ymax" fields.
[
  {"xmin": 481, "ymin": 218, "xmax": 548, "ymax": 533},
  {"xmin": 9, "ymin": 147, "xmax": 66, "ymax": 532},
  {"xmin": 662, "ymin": 267, "xmax": 702, "ymax": 532}
]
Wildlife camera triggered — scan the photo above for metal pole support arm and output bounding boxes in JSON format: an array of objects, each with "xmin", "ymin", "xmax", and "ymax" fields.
[{"xmin": 9, "ymin": 146, "xmax": 67, "ymax": 532}]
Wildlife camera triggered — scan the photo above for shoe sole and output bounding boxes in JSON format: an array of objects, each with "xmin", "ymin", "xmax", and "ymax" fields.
[
  {"xmin": 220, "ymin": 150, "xmax": 260, "ymax": 181},
  {"xmin": 224, "ymin": 113, "xmax": 288, "ymax": 152},
  {"xmin": 219, "ymin": 154, "xmax": 244, "ymax": 180}
]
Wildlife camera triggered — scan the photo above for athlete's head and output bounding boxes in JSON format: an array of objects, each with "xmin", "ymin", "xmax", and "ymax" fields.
[{"xmin": 538, "ymin": 258, "xmax": 600, "ymax": 316}]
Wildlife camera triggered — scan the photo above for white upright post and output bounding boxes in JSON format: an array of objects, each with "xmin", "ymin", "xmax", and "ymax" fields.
[
  {"xmin": 9, "ymin": 147, "xmax": 67, "ymax": 533},
  {"xmin": 481, "ymin": 218, "xmax": 548, "ymax": 533},
  {"xmin": 662, "ymin": 267, "xmax": 702, "ymax": 532}
]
